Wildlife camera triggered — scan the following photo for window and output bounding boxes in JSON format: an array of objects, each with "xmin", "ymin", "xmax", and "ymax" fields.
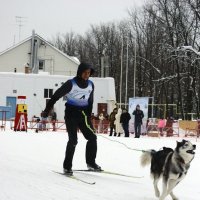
[
  {"xmin": 44, "ymin": 89, "xmax": 53, "ymax": 98},
  {"xmin": 39, "ymin": 60, "xmax": 45, "ymax": 70},
  {"xmin": 49, "ymin": 89, "xmax": 53, "ymax": 97},
  {"xmin": 44, "ymin": 89, "xmax": 48, "ymax": 98}
]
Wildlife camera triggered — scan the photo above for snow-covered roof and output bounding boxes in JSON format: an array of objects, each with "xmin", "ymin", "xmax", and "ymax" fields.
[{"xmin": 0, "ymin": 33, "xmax": 80, "ymax": 65}]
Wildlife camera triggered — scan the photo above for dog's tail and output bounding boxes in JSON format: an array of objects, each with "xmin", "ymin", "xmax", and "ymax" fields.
[{"xmin": 140, "ymin": 150, "xmax": 155, "ymax": 167}]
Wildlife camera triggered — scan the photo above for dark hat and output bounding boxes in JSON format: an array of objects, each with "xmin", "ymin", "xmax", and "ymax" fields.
[{"xmin": 76, "ymin": 62, "xmax": 94, "ymax": 77}]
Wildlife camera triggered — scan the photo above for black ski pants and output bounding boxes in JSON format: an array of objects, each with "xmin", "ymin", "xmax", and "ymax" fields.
[
  {"xmin": 134, "ymin": 122, "xmax": 142, "ymax": 138},
  {"xmin": 63, "ymin": 110, "xmax": 97, "ymax": 170}
]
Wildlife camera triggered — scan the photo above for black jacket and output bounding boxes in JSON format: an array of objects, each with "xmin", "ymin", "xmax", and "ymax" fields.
[
  {"xmin": 132, "ymin": 109, "xmax": 144, "ymax": 124},
  {"xmin": 120, "ymin": 112, "xmax": 131, "ymax": 124},
  {"xmin": 43, "ymin": 63, "xmax": 94, "ymax": 117}
]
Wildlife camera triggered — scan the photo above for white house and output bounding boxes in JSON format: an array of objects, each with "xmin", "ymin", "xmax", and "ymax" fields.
[
  {"xmin": 0, "ymin": 30, "xmax": 79, "ymax": 75},
  {"xmin": 0, "ymin": 72, "xmax": 116, "ymax": 121}
]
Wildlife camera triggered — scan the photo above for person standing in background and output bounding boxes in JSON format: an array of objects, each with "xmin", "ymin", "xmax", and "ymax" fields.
[
  {"xmin": 98, "ymin": 113, "xmax": 104, "ymax": 133},
  {"xmin": 132, "ymin": 105, "xmax": 144, "ymax": 138},
  {"xmin": 120, "ymin": 109, "xmax": 131, "ymax": 137},
  {"xmin": 114, "ymin": 108, "xmax": 123, "ymax": 137},
  {"xmin": 108, "ymin": 108, "xmax": 117, "ymax": 136},
  {"xmin": 157, "ymin": 118, "xmax": 166, "ymax": 136},
  {"xmin": 51, "ymin": 110, "xmax": 57, "ymax": 131}
]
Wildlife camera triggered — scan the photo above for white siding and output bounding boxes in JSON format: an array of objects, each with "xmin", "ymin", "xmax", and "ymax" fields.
[
  {"xmin": 0, "ymin": 73, "xmax": 116, "ymax": 121},
  {"xmin": 0, "ymin": 35, "xmax": 78, "ymax": 76},
  {"xmin": 0, "ymin": 42, "xmax": 31, "ymax": 73},
  {"xmin": 37, "ymin": 43, "xmax": 78, "ymax": 75}
]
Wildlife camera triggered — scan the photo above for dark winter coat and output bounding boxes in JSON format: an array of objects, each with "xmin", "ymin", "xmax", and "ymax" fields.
[
  {"xmin": 43, "ymin": 63, "xmax": 94, "ymax": 117},
  {"xmin": 51, "ymin": 112, "xmax": 57, "ymax": 121},
  {"xmin": 109, "ymin": 111, "xmax": 116, "ymax": 128},
  {"xmin": 132, "ymin": 109, "xmax": 144, "ymax": 124},
  {"xmin": 120, "ymin": 112, "xmax": 131, "ymax": 124}
]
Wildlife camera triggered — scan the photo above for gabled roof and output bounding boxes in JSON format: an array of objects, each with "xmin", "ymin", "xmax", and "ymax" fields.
[
  {"xmin": 0, "ymin": 37, "xmax": 31, "ymax": 56},
  {"xmin": 0, "ymin": 34, "xmax": 80, "ymax": 65}
]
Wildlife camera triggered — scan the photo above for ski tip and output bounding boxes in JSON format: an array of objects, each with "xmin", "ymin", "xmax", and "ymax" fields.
[{"xmin": 52, "ymin": 170, "xmax": 96, "ymax": 185}]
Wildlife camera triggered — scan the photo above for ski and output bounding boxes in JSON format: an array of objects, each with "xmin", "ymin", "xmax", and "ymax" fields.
[
  {"xmin": 52, "ymin": 171, "xmax": 96, "ymax": 185},
  {"xmin": 73, "ymin": 169, "xmax": 143, "ymax": 178}
]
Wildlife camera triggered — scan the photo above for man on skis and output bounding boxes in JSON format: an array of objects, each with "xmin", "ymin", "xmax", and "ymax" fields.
[{"xmin": 42, "ymin": 63, "xmax": 101, "ymax": 175}]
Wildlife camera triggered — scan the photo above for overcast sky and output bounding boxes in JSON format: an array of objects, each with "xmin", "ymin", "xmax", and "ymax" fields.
[{"xmin": 0, "ymin": 0, "xmax": 144, "ymax": 52}]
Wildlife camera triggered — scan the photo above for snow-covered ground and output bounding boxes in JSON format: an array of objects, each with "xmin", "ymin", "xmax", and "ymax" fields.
[{"xmin": 0, "ymin": 129, "xmax": 199, "ymax": 200}]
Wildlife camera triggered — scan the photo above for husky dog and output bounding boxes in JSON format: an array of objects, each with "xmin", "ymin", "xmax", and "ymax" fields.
[{"xmin": 141, "ymin": 139, "xmax": 196, "ymax": 200}]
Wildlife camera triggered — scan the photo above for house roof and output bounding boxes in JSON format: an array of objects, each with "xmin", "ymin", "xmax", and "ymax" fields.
[{"xmin": 0, "ymin": 33, "xmax": 80, "ymax": 65}]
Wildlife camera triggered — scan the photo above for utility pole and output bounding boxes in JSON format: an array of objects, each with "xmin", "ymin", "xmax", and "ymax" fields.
[
  {"xmin": 133, "ymin": 36, "xmax": 136, "ymax": 97},
  {"xmin": 119, "ymin": 36, "xmax": 123, "ymax": 108},
  {"xmin": 125, "ymin": 34, "xmax": 129, "ymax": 108},
  {"xmin": 15, "ymin": 16, "xmax": 27, "ymax": 42}
]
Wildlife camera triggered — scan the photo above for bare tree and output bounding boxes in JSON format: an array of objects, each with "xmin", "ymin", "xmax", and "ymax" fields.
[{"xmin": 50, "ymin": 0, "xmax": 200, "ymax": 119}]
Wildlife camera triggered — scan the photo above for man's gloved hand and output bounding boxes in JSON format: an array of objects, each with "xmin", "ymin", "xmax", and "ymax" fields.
[{"xmin": 41, "ymin": 110, "xmax": 48, "ymax": 118}]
